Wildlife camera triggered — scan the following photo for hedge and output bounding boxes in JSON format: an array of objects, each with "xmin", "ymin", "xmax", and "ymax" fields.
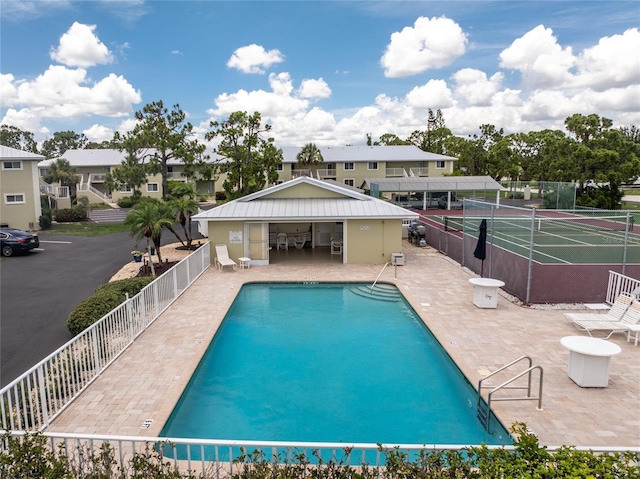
[{"xmin": 66, "ymin": 277, "xmax": 154, "ymax": 335}]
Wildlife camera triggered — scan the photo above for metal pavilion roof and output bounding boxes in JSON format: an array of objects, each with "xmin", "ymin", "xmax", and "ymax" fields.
[
  {"xmin": 362, "ymin": 175, "xmax": 504, "ymax": 192},
  {"xmin": 192, "ymin": 176, "xmax": 418, "ymax": 222}
]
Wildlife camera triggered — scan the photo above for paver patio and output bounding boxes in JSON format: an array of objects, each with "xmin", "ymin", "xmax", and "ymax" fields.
[{"xmin": 48, "ymin": 242, "xmax": 640, "ymax": 448}]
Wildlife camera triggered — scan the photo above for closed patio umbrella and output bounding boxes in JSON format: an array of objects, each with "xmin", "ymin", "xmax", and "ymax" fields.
[{"xmin": 473, "ymin": 219, "xmax": 488, "ymax": 277}]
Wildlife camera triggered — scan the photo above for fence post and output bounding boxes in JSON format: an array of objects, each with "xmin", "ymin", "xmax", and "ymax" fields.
[
  {"xmin": 37, "ymin": 364, "xmax": 49, "ymax": 429},
  {"xmin": 125, "ymin": 293, "xmax": 134, "ymax": 343}
]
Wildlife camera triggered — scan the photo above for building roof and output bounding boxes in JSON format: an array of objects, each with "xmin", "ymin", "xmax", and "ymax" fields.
[
  {"xmin": 363, "ymin": 176, "xmax": 504, "ymax": 192},
  {"xmin": 193, "ymin": 176, "xmax": 418, "ymax": 222},
  {"xmin": 0, "ymin": 145, "xmax": 45, "ymax": 161},
  {"xmin": 38, "ymin": 148, "xmax": 225, "ymax": 167},
  {"xmin": 280, "ymin": 145, "xmax": 456, "ymax": 164}
]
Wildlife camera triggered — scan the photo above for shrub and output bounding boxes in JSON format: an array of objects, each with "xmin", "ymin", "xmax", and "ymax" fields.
[
  {"xmin": 55, "ymin": 207, "xmax": 87, "ymax": 223},
  {"xmin": 38, "ymin": 213, "xmax": 52, "ymax": 230},
  {"xmin": 67, "ymin": 277, "xmax": 154, "ymax": 335},
  {"xmin": 117, "ymin": 196, "xmax": 135, "ymax": 208},
  {"xmin": 215, "ymin": 191, "xmax": 227, "ymax": 202}
]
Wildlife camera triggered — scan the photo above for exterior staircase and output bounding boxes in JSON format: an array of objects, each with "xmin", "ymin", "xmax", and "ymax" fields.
[{"xmin": 89, "ymin": 208, "xmax": 130, "ymax": 224}]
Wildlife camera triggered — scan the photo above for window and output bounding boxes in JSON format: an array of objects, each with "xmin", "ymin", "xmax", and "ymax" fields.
[
  {"xmin": 277, "ymin": 162, "xmax": 283, "ymax": 171},
  {"xmin": 147, "ymin": 183, "xmax": 159, "ymax": 192},
  {"xmin": 40, "ymin": 168, "xmax": 49, "ymax": 177},
  {"xmin": 5, "ymin": 193, "xmax": 25, "ymax": 204},
  {"xmin": 120, "ymin": 185, "xmax": 132, "ymax": 193},
  {"xmin": 2, "ymin": 161, "xmax": 22, "ymax": 170},
  {"xmin": 344, "ymin": 162, "xmax": 354, "ymax": 171},
  {"xmin": 436, "ymin": 161, "xmax": 446, "ymax": 169},
  {"xmin": 367, "ymin": 162, "xmax": 378, "ymax": 170},
  {"xmin": 344, "ymin": 179, "xmax": 354, "ymax": 187}
]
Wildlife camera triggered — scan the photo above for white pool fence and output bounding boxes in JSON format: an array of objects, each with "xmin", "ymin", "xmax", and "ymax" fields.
[{"xmin": 0, "ymin": 242, "xmax": 210, "ymax": 432}]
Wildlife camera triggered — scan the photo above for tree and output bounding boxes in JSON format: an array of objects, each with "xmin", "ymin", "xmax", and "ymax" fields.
[
  {"xmin": 104, "ymin": 133, "xmax": 149, "ymax": 200},
  {"xmin": 407, "ymin": 108, "xmax": 452, "ymax": 154},
  {"xmin": 169, "ymin": 183, "xmax": 199, "ymax": 250},
  {"xmin": 43, "ymin": 158, "xmax": 80, "ymax": 196},
  {"xmin": 123, "ymin": 101, "xmax": 208, "ymax": 201},
  {"xmin": 124, "ymin": 200, "xmax": 178, "ymax": 276},
  {"xmin": 0, "ymin": 125, "xmax": 38, "ymax": 152},
  {"xmin": 40, "ymin": 131, "xmax": 88, "ymax": 158},
  {"xmin": 296, "ymin": 143, "xmax": 324, "ymax": 174},
  {"xmin": 205, "ymin": 111, "xmax": 283, "ymax": 199}
]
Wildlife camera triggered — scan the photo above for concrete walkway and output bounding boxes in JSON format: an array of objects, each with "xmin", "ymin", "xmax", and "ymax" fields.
[{"xmin": 48, "ymin": 242, "xmax": 640, "ymax": 448}]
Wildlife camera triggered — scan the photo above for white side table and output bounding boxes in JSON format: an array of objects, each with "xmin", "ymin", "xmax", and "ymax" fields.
[
  {"xmin": 238, "ymin": 257, "xmax": 251, "ymax": 269},
  {"xmin": 560, "ymin": 336, "xmax": 621, "ymax": 387},
  {"xmin": 468, "ymin": 278, "xmax": 505, "ymax": 308}
]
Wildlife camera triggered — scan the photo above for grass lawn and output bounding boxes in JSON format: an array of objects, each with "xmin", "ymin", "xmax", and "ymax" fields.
[{"xmin": 44, "ymin": 222, "xmax": 130, "ymax": 236}]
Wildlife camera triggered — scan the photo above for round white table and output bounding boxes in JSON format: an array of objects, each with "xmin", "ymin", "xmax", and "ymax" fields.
[
  {"xmin": 560, "ymin": 336, "xmax": 622, "ymax": 387},
  {"xmin": 468, "ymin": 278, "xmax": 505, "ymax": 309}
]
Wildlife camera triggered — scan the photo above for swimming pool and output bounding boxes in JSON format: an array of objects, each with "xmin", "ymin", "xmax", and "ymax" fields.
[{"xmin": 161, "ymin": 283, "xmax": 511, "ymax": 448}]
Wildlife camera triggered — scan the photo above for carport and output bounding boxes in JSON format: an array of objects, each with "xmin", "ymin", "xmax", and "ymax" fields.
[{"xmin": 363, "ymin": 176, "xmax": 504, "ymax": 210}]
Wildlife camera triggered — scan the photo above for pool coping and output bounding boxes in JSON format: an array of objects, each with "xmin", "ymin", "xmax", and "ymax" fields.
[{"xmin": 46, "ymin": 243, "xmax": 640, "ymax": 448}]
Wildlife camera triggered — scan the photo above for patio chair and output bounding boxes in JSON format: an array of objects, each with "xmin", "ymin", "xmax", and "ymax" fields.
[
  {"xmin": 276, "ymin": 233, "xmax": 288, "ymax": 250},
  {"xmin": 570, "ymin": 296, "xmax": 640, "ymax": 340},
  {"xmin": 563, "ymin": 293, "xmax": 633, "ymax": 324},
  {"xmin": 214, "ymin": 244, "xmax": 237, "ymax": 272}
]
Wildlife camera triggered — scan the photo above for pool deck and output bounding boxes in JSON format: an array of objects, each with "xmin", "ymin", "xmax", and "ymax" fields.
[{"xmin": 48, "ymin": 242, "xmax": 640, "ymax": 448}]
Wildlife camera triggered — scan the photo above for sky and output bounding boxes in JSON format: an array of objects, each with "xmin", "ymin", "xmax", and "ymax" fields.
[{"xmin": 1, "ymin": 0, "xmax": 639, "ymax": 149}]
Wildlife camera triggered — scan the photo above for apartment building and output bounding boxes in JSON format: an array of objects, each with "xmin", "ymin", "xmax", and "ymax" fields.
[{"xmin": 0, "ymin": 146, "xmax": 44, "ymax": 230}]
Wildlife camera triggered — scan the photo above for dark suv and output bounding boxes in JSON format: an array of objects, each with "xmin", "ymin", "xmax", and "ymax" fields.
[{"xmin": 0, "ymin": 228, "xmax": 40, "ymax": 257}]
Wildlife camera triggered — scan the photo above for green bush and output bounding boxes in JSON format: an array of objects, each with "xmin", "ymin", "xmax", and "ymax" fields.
[
  {"xmin": 55, "ymin": 207, "xmax": 87, "ymax": 222},
  {"xmin": 117, "ymin": 196, "xmax": 136, "ymax": 208},
  {"xmin": 38, "ymin": 213, "xmax": 52, "ymax": 230},
  {"xmin": 67, "ymin": 277, "xmax": 154, "ymax": 335},
  {"xmin": 215, "ymin": 191, "xmax": 227, "ymax": 202}
]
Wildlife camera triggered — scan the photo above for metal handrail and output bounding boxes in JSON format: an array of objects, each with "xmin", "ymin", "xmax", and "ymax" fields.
[
  {"xmin": 477, "ymin": 356, "xmax": 543, "ymax": 433},
  {"xmin": 371, "ymin": 262, "xmax": 390, "ymax": 290}
]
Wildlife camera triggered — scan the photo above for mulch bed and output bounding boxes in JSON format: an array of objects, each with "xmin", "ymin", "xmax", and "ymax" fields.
[{"xmin": 136, "ymin": 261, "xmax": 179, "ymax": 278}]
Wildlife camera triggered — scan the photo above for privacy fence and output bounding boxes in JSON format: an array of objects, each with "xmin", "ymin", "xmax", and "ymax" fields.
[
  {"xmin": 0, "ymin": 243, "xmax": 210, "ymax": 432},
  {"xmin": 421, "ymin": 201, "xmax": 639, "ymax": 304}
]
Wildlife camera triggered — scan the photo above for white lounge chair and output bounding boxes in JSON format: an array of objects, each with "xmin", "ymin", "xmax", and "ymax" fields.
[
  {"xmin": 214, "ymin": 244, "xmax": 237, "ymax": 272},
  {"xmin": 571, "ymin": 296, "xmax": 640, "ymax": 341},
  {"xmin": 564, "ymin": 293, "xmax": 633, "ymax": 324}
]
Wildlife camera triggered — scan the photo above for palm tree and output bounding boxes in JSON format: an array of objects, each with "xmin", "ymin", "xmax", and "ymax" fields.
[
  {"xmin": 170, "ymin": 183, "xmax": 199, "ymax": 250},
  {"xmin": 44, "ymin": 158, "xmax": 80, "ymax": 197},
  {"xmin": 124, "ymin": 200, "xmax": 175, "ymax": 277},
  {"xmin": 295, "ymin": 143, "xmax": 324, "ymax": 176}
]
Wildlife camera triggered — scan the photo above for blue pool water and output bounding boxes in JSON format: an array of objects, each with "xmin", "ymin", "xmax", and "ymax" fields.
[{"xmin": 161, "ymin": 283, "xmax": 511, "ymax": 448}]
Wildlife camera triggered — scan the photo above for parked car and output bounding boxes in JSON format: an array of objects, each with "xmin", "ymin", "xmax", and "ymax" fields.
[{"xmin": 0, "ymin": 228, "xmax": 40, "ymax": 257}]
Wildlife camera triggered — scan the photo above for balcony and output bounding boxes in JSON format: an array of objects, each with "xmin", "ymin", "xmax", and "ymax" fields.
[
  {"xmin": 409, "ymin": 167, "xmax": 429, "ymax": 177},
  {"xmin": 89, "ymin": 173, "xmax": 106, "ymax": 183},
  {"xmin": 316, "ymin": 168, "xmax": 337, "ymax": 179},
  {"xmin": 292, "ymin": 169, "xmax": 312, "ymax": 178},
  {"xmin": 385, "ymin": 167, "xmax": 408, "ymax": 177}
]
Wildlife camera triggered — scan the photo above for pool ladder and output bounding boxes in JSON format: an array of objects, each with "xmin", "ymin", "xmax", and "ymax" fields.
[{"xmin": 477, "ymin": 356, "xmax": 544, "ymax": 433}]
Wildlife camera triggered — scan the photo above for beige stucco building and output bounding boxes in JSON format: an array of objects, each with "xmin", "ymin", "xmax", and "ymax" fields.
[
  {"xmin": 192, "ymin": 176, "xmax": 419, "ymax": 265},
  {"xmin": 38, "ymin": 145, "xmax": 457, "ymax": 205},
  {"xmin": 0, "ymin": 146, "xmax": 44, "ymax": 230}
]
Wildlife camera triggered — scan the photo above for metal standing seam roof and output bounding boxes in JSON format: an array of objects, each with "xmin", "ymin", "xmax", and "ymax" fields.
[
  {"xmin": 193, "ymin": 176, "xmax": 419, "ymax": 222},
  {"xmin": 0, "ymin": 145, "xmax": 45, "ymax": 161},
  {"xmin": 38, "ymin": 148, "xmax": 226, "ymax": 167},
  {"xmin": 363, "ymin": 176, "xmax": 504, "ymax": 192},
  {"xmin": 280, "ymin": 145, "xmax": 456, "ymax": 163}
]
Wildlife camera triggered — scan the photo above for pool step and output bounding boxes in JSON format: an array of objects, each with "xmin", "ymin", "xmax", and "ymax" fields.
[
  {"xmin": 350, "ymin": 284, "xmax": 402, "ymax": 302},
  {"xmin": 477, "ymin": 404, "xmax": 488, "ymax": 430}
]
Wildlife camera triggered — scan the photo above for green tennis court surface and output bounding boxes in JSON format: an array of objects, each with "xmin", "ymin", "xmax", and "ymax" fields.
[{"xmin": 441, "ymin": 214, "xmax": 640, "ymax": 264}]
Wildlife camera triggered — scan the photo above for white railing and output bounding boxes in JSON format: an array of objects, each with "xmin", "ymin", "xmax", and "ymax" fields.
[
  {"xmin": 607, "ymin": 270, "xmax": 640, "ymax": 304},
  {"xmin": 40, "ymin": 183, "xmax": 70, "ymax": 199},
  {"xmin": 0, "ymin": 243, "xmax": 210, "ymax": 432},
  {"xmin": 1, "ymin": 431, "xmax": 637, "ymax": 477},
  {"xmin": 385, "ymin": 167, "xmax": 407, "ymax": 177},
  {"xmin": 409, "ymin": 167, "xmax": 429, "ymax": 177},
  {"xmin": 89, "ymin": 173, "xmax": 106, "ymax": 183},
  {"xmin": 78, "ymin": 183, "xmax": 110, "ymax": 201},
  {"xmin": 316, "ymin": 168, "xmax": 336, "ymax": 178}
]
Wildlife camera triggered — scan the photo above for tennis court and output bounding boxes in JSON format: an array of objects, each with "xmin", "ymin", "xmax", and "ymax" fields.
[{"xmin": 443, "ymin": 213, "xmax": 639, "ymax": 265}]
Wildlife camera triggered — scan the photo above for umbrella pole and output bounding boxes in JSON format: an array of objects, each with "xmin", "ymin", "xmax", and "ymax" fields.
[{"xmin": 480, "ymin": 260, "xmax": 484, "ymax": 277}]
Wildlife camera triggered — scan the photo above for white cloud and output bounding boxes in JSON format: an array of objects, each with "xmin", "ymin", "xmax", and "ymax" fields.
[
  {"xmin": 499, "ymin": 25, "xmax": 575, "ymax": 89},
  {"xmin": 226, "ymin": 44, "xmax": 285, "ymax": 74},
  {"xmin": 405, "ymin": 79, "xmax": 455, "ymax": 109},
  {"xmin": 574, "ymin": 28, "xmax": 640, "ymax": 90},
  {"xmin": 381, "ymin": 16, "xmax": 468, "ymax": 78},
  {"xmin": 50, "ymin": 22, "xmax": 113, "ymax": 68},
  {"xmin": 83, "ymin": 123, "xmax": 113, "ymax": 142},
  {"xmin": 297, "ymin": 78, "xmax": 331, "ymax": 99},
  {"xmin": 0, "ymin": 0, "xmax": 72, "ymax": 21},
  {"xmin": 0, "ymin": 73, "xmax": 18, "ymax": 107},
  {"xmin": 452, "ymin": 69, "xmax": 504, "ymax": 107}
]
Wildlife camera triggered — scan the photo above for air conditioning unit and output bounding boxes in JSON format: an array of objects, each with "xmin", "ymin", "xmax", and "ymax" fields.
[{"xmin": 391, "ymin": 253, "xmax": 404, "ymax": 266}]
